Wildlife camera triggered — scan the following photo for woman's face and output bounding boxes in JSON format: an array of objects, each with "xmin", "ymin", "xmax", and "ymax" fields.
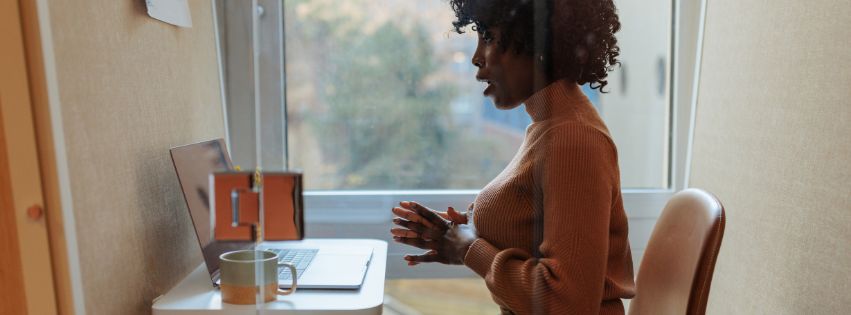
[{"xmin": 472, "ymin": 28, "xmax": 536, "ymax": 110}]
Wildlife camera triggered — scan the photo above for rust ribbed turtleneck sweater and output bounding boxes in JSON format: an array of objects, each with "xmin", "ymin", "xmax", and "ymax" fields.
[{"xmin": 464, "ymin": 80, "xmax": 635, "ymax": 314}]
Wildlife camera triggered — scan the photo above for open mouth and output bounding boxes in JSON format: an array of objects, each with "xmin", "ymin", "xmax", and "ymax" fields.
[
  {"xmin": 477, "ymin": 78, "xmax": 494, "ymax": 95},
  {"xmin": 483, "ymin": 82, "xmax": 494, "ymax": 95}
]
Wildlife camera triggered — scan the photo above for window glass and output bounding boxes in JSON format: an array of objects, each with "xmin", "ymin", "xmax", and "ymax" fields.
[{"xmin": 284, "ymin": 0, "xmax": 670, "ymax": 190}]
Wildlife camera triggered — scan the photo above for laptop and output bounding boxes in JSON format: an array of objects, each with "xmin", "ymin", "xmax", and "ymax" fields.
[{"xmin": 170, "ymin": 139, "xmax": 373, "ymax": 289}]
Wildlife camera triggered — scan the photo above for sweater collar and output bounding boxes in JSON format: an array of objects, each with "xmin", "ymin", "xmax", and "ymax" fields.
[{"xmin": 523, "ymin": 80, "xmax": 588, "ymax": 122}]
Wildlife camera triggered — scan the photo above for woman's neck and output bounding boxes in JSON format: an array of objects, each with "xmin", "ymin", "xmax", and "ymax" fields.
[{"xmin": 523, "ymin": 80, "xmax": 584, "ymax": 122}]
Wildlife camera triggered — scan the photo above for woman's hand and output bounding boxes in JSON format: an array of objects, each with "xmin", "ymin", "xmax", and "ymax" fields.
[
  {"xmin": 390, "ymin": 201, "xmax": 477, "ymax": 265},
  {"xmin": 391, "ymin": 202, "xmax": 468, "ymax": 233}
]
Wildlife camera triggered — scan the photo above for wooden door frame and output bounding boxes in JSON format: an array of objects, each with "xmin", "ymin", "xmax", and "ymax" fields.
[
  {"xmin": 1, "ymin": 0, "xmax": 68, "ymax": 314},
  {"xmin": 19, "ymin": 0, "xmax": 77, "ymax": 313},
  {"xmin": 0, "ymin": 99, "xmax": 28, "ymax": 315}
]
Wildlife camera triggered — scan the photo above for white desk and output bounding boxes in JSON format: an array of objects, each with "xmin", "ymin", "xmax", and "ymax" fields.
[{"xmin": 152, "ymin": 239, "xmax": 386, "ymax": 315}]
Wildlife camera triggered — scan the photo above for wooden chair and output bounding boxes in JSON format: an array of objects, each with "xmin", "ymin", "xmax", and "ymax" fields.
[{"xmin": 629, "ymin": 188, "xmax": 726, "ymax": 315}]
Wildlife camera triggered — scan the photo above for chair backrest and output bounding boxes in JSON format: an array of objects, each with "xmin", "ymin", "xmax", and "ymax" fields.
[{"xmin": 628, "ymin": 188, "xmax": 725, "ymax": 315}]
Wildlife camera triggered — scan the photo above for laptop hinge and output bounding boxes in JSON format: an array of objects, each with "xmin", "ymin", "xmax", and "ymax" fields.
[{"xmin": 212, "ymin": 270, "xmax": 221, "ymax": 288}]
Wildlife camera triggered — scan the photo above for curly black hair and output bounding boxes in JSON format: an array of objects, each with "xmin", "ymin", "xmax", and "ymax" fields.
[{"xmin": 449, "ymin": 0, "xmax": 621, "ymax": 92}]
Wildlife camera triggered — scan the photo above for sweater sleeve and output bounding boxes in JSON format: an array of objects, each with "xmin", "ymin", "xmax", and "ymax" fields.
[{"xmin": 464, "ymin": 124, "xmax": 617, "ymax": 314}]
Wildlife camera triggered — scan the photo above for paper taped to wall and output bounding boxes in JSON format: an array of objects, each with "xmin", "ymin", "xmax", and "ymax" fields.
[{"xmin": 145, "ymin": 0, "xmax": 192, "ymax": 27}]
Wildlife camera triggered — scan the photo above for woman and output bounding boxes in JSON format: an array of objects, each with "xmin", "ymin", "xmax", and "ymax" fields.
[{"xmin": 391, "ymin": 0, "xmax": 634, "ymax": 314}]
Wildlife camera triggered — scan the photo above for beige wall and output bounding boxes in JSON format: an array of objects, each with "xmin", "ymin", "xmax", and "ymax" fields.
[
  {"xmin": 44, "ymin": 0, "xmax": 224, "ymax": 313},
  {"xmin": 690, "ymin": 0, "xmax": 851, "ymax": 313}
]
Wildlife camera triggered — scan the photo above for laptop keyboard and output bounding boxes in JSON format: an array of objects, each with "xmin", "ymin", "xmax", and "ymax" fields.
[{"xmin": 268, "ymin": 248, "xmax": 318, "ymax": 280}]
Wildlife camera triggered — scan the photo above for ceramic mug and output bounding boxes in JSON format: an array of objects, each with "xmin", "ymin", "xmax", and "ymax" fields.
[{"xmin": 219, "ymin": 250, "xmax": 297, "ymax": 304}]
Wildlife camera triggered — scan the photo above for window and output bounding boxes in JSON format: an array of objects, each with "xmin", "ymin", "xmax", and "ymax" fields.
[
  {"xmin": 216, "ymin": 0, "xmax": 700, "ymax": 279},
  {"xmin": 283, "ymin": 0, "xmax": 671, "ymax": 190},
  {"xmin": 284, "ymin": 1, "xmax": 518, "ymax": 190}
]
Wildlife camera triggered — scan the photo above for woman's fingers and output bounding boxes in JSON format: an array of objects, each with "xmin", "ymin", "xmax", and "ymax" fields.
[
  {"xmin": 393, "ymin": 205, "xmax": 434, "ymax": 228},
  {"xmin": 393, "ymin": 201, "xmax": 434, "ymax": 227},
  {"xmin": 409, "ymin": 202, "xmax": 450, "ymax": 229},
  {"xmin": 397, "ymin": 201, "xmax": 452, "ymax": 224},
  {"xmin": 447, "ymin": 206, "xmax": 468, "ymax": 224},
  {"xmin": 393, "ymin": 236, "xmax": 437, "ymax": 250},
  {"xmin": 405, "ymin": 251, "xmax": 441, "ymax": 264},
  {"xmin": 390, "ymin": 227, "xmax": 419, "ymax": 238},
  {"xmin": 394, "ymin": 218, "xmax": 444, "ymax": 240},
  {"xmin": 393, "ymin": 218, "xmax": 428, "ymax": 235}
]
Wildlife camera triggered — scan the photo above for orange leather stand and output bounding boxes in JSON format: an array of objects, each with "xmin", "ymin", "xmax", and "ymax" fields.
[{"xmin": 211, "ymin": 171, "xmax": 303, "ymax": 241}]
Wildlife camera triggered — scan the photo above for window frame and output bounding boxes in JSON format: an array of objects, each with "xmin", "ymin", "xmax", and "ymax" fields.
[{"xmin": 304, "ymin": 189, "xmax": 673, "ymax": 278}]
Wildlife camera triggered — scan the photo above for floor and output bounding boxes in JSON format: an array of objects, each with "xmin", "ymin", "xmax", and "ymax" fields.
[
  {"xmin": 383, "ymin": 279, "xmax": 500, "ymax": 315},
  {"xmin": 382, "ymin": 278, "xmax": 633, "ymax": 314}
]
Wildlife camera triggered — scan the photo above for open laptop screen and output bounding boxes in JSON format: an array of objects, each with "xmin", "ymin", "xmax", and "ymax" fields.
[{"xmin": 169, "ymin": 139, "xmax": 251, "ymax": 282}]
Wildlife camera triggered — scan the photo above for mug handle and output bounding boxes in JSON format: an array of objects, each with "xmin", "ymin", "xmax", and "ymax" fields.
[{"xmin": 277, "ymin": 262, "xmax": 297, "ymax": 295}]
